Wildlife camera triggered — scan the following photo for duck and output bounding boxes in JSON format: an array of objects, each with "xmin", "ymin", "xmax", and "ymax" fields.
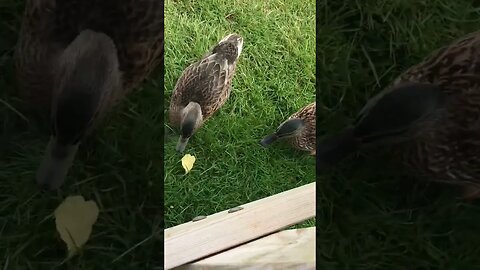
[
  {"xmin": 168, "ymin": 34, "xmax": 243, "ymax": 153},
  {"xmin": 260, "ymin": 102, "xmax": 316, "ymax": 155},
  {"xmin": 317, "ymin": 31, "xmax": 480, "ymax": 199},
  {"xmin": 14, "ymin": 0, "xmax": 163, "ymax": 190}
]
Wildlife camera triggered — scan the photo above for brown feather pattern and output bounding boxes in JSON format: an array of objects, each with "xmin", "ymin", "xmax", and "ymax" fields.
[
  {"xmin": 386, "ymin": 31, "xmax": 480, "ymax": 189},
  {"xmin": 15, "ymin": 0, "xmax": 164, "ymax": 113},
  {"xmin": 288, "ymin": 102, "xmax": 316, "ymax": 154},
  {"xmin": 169, "ymin": 39, "xmax": 240, "ymax": 128}
]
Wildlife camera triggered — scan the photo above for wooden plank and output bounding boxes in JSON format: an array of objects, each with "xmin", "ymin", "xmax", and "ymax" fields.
[
  {"xmin": 164, "ymin": 182, "xmax": 316, "ymax": 269},
  {"xmin": 176, "ymin": 227, "xmax": 316, "ymax": 270}
]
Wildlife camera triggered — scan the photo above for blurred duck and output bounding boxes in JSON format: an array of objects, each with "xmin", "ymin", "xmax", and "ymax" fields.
[
  {"xmin": 15, "ymin": 0, "xmax": 164, "ymax": 190},
  {"xmin": 317, "ymin": 31, "xmax": 480, "ymax": 199}
]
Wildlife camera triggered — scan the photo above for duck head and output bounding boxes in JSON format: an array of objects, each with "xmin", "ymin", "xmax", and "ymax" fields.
[
  {"xmin": 36, "ymin": 30, "xmax": 121, "ymax": 190},
  {"xmin": 176, "ymin": 102, "xmax": 203, "ymax": 153},
  {"xmin": 260, "ymin": 118, "xmax": 305, "ymax": 147}
]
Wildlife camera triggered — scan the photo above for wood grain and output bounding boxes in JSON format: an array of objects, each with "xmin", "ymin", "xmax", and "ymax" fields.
[{"xmin": 176, "ymin": 227, "xmax": 316, "ymax": 270}]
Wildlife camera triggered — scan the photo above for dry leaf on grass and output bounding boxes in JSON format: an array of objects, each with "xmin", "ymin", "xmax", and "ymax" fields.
[
  {"xmin": 181, "ymin": 154, "xmax": 196, "ymax": 174},
  {"xmin": 54, "ymin": 195, "xmax": 99, "ymax": 258}
]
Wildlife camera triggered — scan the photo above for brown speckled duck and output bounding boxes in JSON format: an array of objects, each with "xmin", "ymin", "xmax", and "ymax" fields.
[
  {"xmin": 14, "ymin": 0, "xmax": 163, "ymax": 190},
  {"xmin": 318, "ymin": 31, "xmax": 480, "ymax": 199},
  {"xmin": 260, "ymin": 102, "xmax": 316, "ymax": 155},
  {"xmin": 169, "ymin": 34, "xmax": 243, "ymax": 153}
]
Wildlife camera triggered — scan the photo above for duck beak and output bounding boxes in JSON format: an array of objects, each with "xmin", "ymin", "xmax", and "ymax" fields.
[
  {"xmin": 259, "ymin": 134, "xmax": 279, "ymax": 148},
  {"xmin": 36, "ymin": 136, "xmax": 79, "ymax": 190},
  {"xmin": 176, "ymin": 136, "xmax": 190, "ymax": 153}
]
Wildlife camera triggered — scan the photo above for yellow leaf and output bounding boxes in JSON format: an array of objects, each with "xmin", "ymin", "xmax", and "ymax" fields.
[
  {"xmin": 54, "ymin": 195, "xmax": 99, "ymax": 258},
  {"xmin": 181, "ymin": 154, "xmax": 196, "ymax": 174}
]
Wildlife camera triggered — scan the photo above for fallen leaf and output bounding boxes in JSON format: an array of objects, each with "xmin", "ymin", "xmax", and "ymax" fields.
[
  {"xmin": 54, "ymin": 195, "xmax": 99, "ymax": 258},
  {"xmin": 181, "ymin": 154, "xmax": 196, "ymax": 174}
]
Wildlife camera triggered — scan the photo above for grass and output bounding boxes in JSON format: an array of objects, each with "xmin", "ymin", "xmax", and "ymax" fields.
[
  {"xmin": 0, "ymin": 1, "xmax": 161, "ymax": 269},
  {"xmin": 8, "ymin": 0, "xmax": 479, "ymax": 268},
  {"xmin": 164, "ymin": 0, "xmax": 316, "ymax": 228},
  {"xmin": 318, "ymin": 0, "xmax": 480, "ymax": 268}
]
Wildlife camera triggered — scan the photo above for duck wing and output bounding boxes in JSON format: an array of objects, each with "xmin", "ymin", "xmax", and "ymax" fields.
[{"xmin": 171, "ymin": 53, "xmax": 232, "ymax": 120}]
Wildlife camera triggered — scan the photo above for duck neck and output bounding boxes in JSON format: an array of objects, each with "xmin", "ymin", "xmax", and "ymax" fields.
[
  {"xmin": 53, "ymin": 29, "xmax": 120, "ymax": 145},
  {"xmin": 276, "ymin": 118, "xmax": 305, "ymax": 139},
  {"xmin": 181, "ymin": 102, "xmax": 203, "ymax": 139}
]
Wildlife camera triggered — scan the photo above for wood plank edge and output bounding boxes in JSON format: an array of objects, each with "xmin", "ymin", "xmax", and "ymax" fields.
[{"xmin": 164, "ymin": 182, "xmax": 316, "ymax": 269}]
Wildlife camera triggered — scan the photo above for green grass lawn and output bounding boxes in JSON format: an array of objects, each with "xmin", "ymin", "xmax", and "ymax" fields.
[
  {"xmin": 164, "ymin": 0, "xmax": 316, "ymax": 228},
  {"xmin": 0, "ymin": 1, "xmax": 161, "ymax": 269},
  {"xmin": 7, "ymin": 0, "xmax": 480, "ymax": 268},
  {"xmin": 318, "ymin": 0, "xmax": 480, "ymax": 268}
]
